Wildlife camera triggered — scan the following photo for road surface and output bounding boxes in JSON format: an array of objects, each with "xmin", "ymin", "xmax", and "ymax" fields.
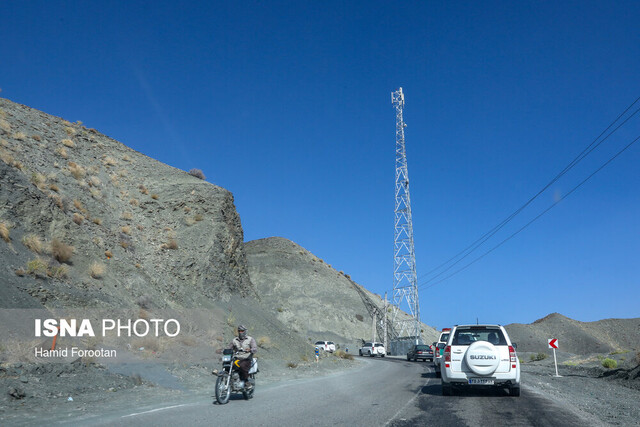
[{"xmin": 64, "ymin": 356, "xmax": 594, "ymax": 426}]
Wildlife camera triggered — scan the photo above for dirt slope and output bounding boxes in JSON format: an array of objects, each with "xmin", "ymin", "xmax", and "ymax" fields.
[{"xmin": 245, "ymin": 236, "xmax": 438, "ymax": 348}]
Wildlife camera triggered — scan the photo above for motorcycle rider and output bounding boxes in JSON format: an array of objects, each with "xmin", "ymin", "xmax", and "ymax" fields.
[{"xmin": 229, "ymin": 325, "xmax": 257, "ymax": 388}]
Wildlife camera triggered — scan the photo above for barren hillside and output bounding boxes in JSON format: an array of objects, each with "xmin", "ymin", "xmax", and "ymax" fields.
[{"xmin": 245, "ymin": 236, "xmax": 439, "ymax": 348}]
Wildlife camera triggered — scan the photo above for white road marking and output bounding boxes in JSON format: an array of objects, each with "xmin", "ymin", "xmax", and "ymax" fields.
[{"xmin": 121, "ymin": 403, "xmax": 197, "ymax": 418}]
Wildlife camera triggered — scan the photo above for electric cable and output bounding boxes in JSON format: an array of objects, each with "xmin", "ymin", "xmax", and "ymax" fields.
[
  {"xmin": 419, "ymin": 96, "xmax": 640, "ymax": 284},
  {"xmin": 419, "ymin": 132, "xmax": 640, "ymax": 290}
]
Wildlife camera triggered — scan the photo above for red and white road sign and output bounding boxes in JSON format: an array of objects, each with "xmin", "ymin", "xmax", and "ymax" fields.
[{"xmin": 548, "ymin": 338, "xmax": 558, "ymax": 349}]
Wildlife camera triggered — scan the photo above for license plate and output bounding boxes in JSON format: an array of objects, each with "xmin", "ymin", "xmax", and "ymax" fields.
[{"xmin": 469, "ymin": 378, "xmax": 494, "ymax": 385}]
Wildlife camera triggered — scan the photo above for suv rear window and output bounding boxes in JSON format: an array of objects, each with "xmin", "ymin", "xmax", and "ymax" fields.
[
  {"xmin": 452, "ymin": 327, "xmax": 506, "ymax": 346},
  {"xmin": 374, "ymin": 343, "xmax": 384, "ymax": 347},
  {"xmin": 415, "ymin": 345, "xmax": 428, "ymax": 350}
]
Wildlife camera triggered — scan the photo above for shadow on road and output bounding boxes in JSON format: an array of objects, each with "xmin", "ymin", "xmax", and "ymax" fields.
[{"xmin": 420, "ymin": 383, "xmax": 511, "ymax": 397}]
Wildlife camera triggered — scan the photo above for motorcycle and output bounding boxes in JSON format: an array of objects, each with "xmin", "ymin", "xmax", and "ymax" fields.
[{"xmin": 214, "ymin": 348, "xmax": 257, "ymax": 404}]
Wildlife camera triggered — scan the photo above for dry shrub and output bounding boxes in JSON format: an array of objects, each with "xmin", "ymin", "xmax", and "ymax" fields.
[
  {"xmin": 0, "ymin": 119, "xmax": 10, "ymax": 132},
  {"xmin": 138, "ymin": 185, "xmax": 148, "ymax": 195},
  {"xmin": 13, "ymin": 132, "xmax": 27, "ymax": 141},
  {"xmin": 32, "ymin": 134, "xmax": 42, "ymax": 142},
  {"xmin": 355, "ymin": 314, "xmax": 364, "ymax": 322},
  {"xmin": 184, "ymin": 206, "xmax": 191, "ymax": 213},
  {"xmin": 136, "ymin": 224, "xmax": 144, "ymax": 231},
  {"xmin": 103, "ymin": 156, "xmax": 117, "ymax": 166},
  {"xmin": 64, "ymin": 126, "xmax": 77, "ymax": 136},
  {"xmin": 335, "ymin": 350, "xmax": 354, "ymax": 360},
  {"xmin": 130, "ymin": 198, "xmax": 139, "ymax": 207},
  {"xmin": 123, "ymin": 155, "xmax": 131, "ymax": 162},
  {"xmin": 121, "ymin": 225, "xmax": 131, "ymax": 235},
  {"xmin": 88, "ymin": 176, "xmax": 101, "ymax": 187},
  {"xmin": 68, "ymin": 161, "xmax": 86, "ymax": 179},
  {"xmin": 89, "ymin": 261, "xmax": 105, "ymax": 279},
  {"xmin": 184, "ymin": 217, "xmax": 196, "ymax": 226},
  {"xmin": 61, "ymin": 138, "xmax": 75, "ymax": 148},
  {"xmin": 92, "ymin": 217, "xmax": 102, "ymax": 225},
  {"xmin": 26, "ymin": 258, "xmax": 48, "ymax": 275},
  {"xmin": 135, "ymin": 263, "xmax": 141, "ymax": 268},
  {"xmin": 104, "ymin": 250, "xmax": 113, "ymax": 258},
  {"xmin": 138, "ymin": 308, "xmax": 150, "ymax": 320},
  {"xmin": 90, "ymin": 188, "xmax": 101, "ymax": 199},
  {"xmin": 73, "ymin": 213, "xmax": 84, "ymax": 225},
  {"xmin": 30, "ymin": 172, "xmax": 46, "ymax": 188},
  {"xmin": 0, "ymin": 149, "xmax": 14, "ymax": 166},
  {"xmin": 0, "ymin": 222, "xmax": 10, "ymax": 242},
  {"xmin": 164, "ymin": 239, "xmax": 178, "ymax": 250},
  {"xmin": 151, "ymin": 194, "xmax": 158, "ymax": 200},
  {"xmin": 22, "ymin": 234, "xmax": 43, "ymax": 253},
  {"xmin": 257, "ymin": 336, "xmax": 272, "ymax": 349},
  {"xmin": 55, "ymin": 146, "xmax": 68, "ymax": 159},
  {"xmin": 194, "ymin": 213, "xmax": 203, "ymax": 222},
  {"xmin": 121, "ymin": 211, "xmax": 133, "ymax": 220},
  {"xmin": 286, "ymin": 362, "xmax": 298, "ymax": 369},
  {"xmin": 188, "ymin": 168, "xmax": 206, "ymax": 180},
  {"xmin": 49, "ymin": 194, "xmax": 66, "ymax": 211},
  {"xmin": 73, "ymin": 199, "xmax": 84, "ymax": 211},
  {"xmin": 49, "ymin": 183, "xmax": 59, "ymax": 192},
  {"xmin": 120, "ymin": 241, "xmax": 129, "ymax": 249},
  {"xmin": 51, "ymin": 238, "xmax": 73, "ymax": 263},
  {"xmin": 49, "ymin": 264, "xmax": 69, "ymax": 280}
]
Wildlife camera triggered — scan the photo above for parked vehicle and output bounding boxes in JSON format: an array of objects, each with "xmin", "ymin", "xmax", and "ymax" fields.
[
  {"xmin": 433, "ymin": 328, "xmax": 451, "ymax": 378},
  {"xmin": 359, "ymin": 342, "xmax": 386, "ymax": 357},
  {"xmin": 214, "ymin": 348, "xmax": 258, "ymax": 404},
  {"xmin": 314, "ymin": 341, "xmax": 336, "ymax": 353},
  {"xmin": 406, "ymin": 344, "xmax": 433, "ymax": 362},
  {"xmin": 441, "ymin": 324, "xmax": 520, "ymax": 396}
]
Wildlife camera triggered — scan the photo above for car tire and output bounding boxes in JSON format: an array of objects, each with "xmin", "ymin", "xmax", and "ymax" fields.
[
  {"xmin": 407, "ymin": 355, "xmax": 410, "ymax": 361},
  {"xmin": 509, "ymin": 385, "xmax": 521, "ymax": 397},
  {"xmin": 359, "ymin": 350, "xmax": 362, "ymax": 356},
  {"xmin": 369, "ymin": 351, "xmax": 373, "ymax": 357}
]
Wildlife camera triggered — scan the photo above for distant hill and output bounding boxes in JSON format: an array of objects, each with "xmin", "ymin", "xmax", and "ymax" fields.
[{"xmin": 506, "ymin": 313, "xmax": 640, "ymax": 355}]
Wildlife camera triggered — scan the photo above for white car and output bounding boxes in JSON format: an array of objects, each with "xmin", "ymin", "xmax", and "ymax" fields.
[
  {"xmin": 314, "ymin": 341, "xmax": 336, "ymax": 353},
  {"xmin": 433, "ymin": 328, "xmax": 451, "ymax": 378},
  {"xmin": 359, "ymin": 342, "xmax": 386, "ymax": 357},
  {"xmin": 441, "ymin": 324, "xmax": 520, "ymax": 396}
]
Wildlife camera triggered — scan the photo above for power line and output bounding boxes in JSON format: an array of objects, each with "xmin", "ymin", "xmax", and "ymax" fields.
[
  {"xmin": 419, "ymin": 132, "xmax": 640, "ymax": 290},
  {"xmin": 419, "ymin": 96, "xmax": 640, "ymax": 284}
]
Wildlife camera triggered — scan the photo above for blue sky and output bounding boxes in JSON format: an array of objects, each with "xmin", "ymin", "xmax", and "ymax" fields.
[{"xmin": 2, "ymin": 1, "xmax": 639, "ymax": 329}]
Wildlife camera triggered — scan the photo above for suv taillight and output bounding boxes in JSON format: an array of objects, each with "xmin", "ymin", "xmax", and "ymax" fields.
[
  {"xmin": 509, "ymin": 345, "xmax": 516, "ymax": 368},
  {"xmin": 444, "ymin": 345, "xmax": 451, "ymax": 363}
]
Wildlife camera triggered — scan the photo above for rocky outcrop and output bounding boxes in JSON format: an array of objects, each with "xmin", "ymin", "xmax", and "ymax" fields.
[{"xmin": 0, "ymin": 98, "xmax": 253, "ymax": 309}]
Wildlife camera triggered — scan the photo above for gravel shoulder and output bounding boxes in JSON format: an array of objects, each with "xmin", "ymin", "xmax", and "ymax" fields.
[{"xmin": 521, "ymin": 361, "xmax": 640, "ymax": 426}]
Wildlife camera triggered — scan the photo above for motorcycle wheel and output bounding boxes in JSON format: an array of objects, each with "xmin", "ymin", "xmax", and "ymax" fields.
[{"xmin": 215, "ymin": 374, "xmax": 231, "ymax": 404}]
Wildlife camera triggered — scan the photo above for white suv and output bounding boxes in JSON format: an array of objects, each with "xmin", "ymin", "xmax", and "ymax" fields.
[
  {"xmin": 314, "ymin": 341, "xmax": 336, "ymax": 353},
  {"xmin": 359, "ymin": 342, "xmax": 386, "ymax": 357},
  {"xmin": 441, "ymin": 324, "xmax": 520, "ymax": 396}
]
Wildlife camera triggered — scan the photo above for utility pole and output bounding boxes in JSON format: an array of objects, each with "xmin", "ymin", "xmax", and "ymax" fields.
[
  {"xmin": 391, "ymin": 87, "xmax": 421, "ymax": 345},
  {"xmin": 384, "ymin": 292, "xmax": 388, "ymax": 352}
]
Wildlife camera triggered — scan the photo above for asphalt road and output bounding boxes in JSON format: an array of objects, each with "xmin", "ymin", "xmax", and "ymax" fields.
[{"xmin": 69, "ymin": 356, "xmax": 594, "ymax": 426}]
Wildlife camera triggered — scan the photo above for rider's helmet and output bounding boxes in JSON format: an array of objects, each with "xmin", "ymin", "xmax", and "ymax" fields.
[{"xmin": 237, "ymin": 325, "xmax": 247, "ymax": 340}]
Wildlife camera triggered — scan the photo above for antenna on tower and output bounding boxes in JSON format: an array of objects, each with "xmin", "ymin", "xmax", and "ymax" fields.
[{"xmin": 391, "ymin": 87, "xmax": 421, "ymax": 352}]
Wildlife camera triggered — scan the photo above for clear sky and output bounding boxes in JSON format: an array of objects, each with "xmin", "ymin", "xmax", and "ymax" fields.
[{"xmin": 2, "ymin": 1, "xmax": 639, "ymax": 329}]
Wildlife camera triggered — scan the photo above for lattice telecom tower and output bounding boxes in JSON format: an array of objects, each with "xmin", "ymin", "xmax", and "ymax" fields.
[{"xmin": 391, "ymin": 87, "xmax": 421, "ymax": 344}]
